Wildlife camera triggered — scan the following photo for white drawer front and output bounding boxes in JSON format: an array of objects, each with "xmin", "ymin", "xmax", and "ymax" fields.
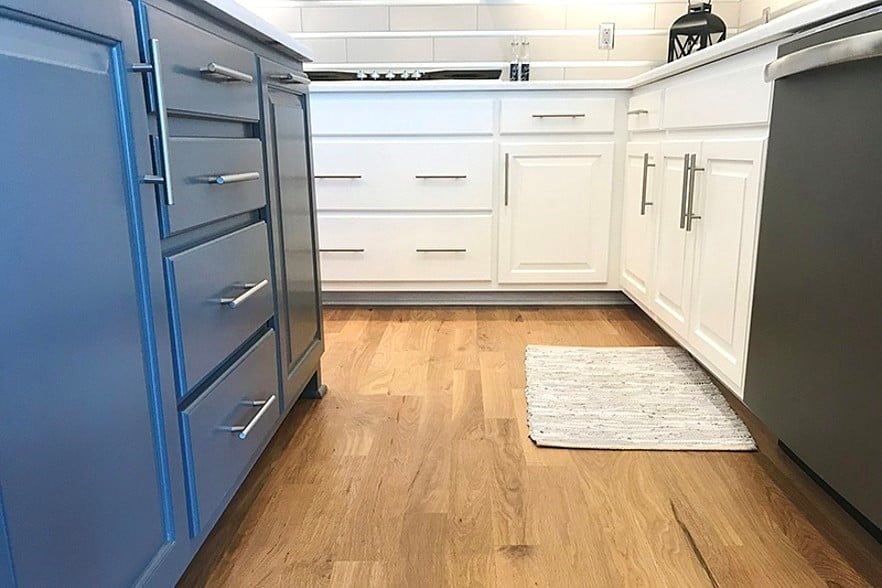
[
  {"xmin": 318, "ymin": 214, "xmax": 492, "ymax": 282},
  {"xmin": 500, "ymin": 98, "xmax": 616, "ymax": 134},
  {"xmin": 310, "ymin": 96, "xmax": 494, "ymax": 136},
  {"xmin": 662, "ymin": 46, "xmax": 774, "ymax": 129},
  {"xmin": 627, "ymin": 90, "xmax": 662, "ymax": 132},
  {"xmin": 313, "ymin": 140, "xmax": 493, "ymax": 211}
]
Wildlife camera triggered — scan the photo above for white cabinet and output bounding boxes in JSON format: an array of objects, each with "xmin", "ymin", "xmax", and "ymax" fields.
[
  {"xmin": 621, "ymin": 141, "xmax": 660, "ymax": 306},
  {"xmin": 687, "ymin": 139, "xmax": 765, "ymax": 387},
  {"xmin": 498, "ymin": 142, "xmax": 614, "ymax": 284},
  {"xmin": 650, "ymin": 141, "xmax": 700, "ymax": 338}
]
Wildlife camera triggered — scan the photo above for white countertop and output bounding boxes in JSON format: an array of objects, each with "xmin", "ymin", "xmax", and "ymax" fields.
[
  {"xmin": 182, "ymin": 0, "xmax": 314, "ymax": 62},
  {"xmin": 310, "ymin": 0, "xmax": 881, "ymax": 94}
]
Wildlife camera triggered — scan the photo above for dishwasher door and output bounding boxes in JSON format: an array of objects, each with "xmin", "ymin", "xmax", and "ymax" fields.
[{"xmin": 745, "ymin": 10, "xmax": 882, "ymax": 534}]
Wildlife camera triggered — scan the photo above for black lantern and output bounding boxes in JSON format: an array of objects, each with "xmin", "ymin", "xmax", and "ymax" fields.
[{"xmin": 668, "ymin": 1, "xmax": 727, "ymax": 62}]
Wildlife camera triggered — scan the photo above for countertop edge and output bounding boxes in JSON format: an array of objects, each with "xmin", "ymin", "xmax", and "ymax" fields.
[
  {"xmin": 180, "ymin": 0, "xmax": 315, "ymax": 63},
  {"xmin": 309, "ymin": 0, "xmax": 882, "ymax": 94}
]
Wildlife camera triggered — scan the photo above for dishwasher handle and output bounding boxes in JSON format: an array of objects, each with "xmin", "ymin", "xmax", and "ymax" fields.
[{"xmin": 765, "ymin": 29, "xmax": 882, "ymax": 82}]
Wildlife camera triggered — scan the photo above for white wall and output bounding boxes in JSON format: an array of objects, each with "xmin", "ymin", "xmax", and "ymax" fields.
[{"xmin": 236, "ymin": 1, "xmax": 817, "ymax": 79}]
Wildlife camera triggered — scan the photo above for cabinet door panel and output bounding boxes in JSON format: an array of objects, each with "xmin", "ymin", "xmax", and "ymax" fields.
[
  {"xmin": 499, "ymin": 142, "xmax": 614, "ymax": 284},
  {"xmin": 621, "ymin": 142, "xmax": 660, "ymax": 305},
  {"xmin": 650, "ymin": 142, "xmax": 701, "ymax": 337},
  {"xmin": 688, "ymin": 139, "xmax": 764, "ymax": 391},
  {"xmin": 0, "ymin": 4, "xmax": 186, "ymax": 586},
  {"xmin": 266, "ymin": 87, "xmax": 323, "ymax": 409}
]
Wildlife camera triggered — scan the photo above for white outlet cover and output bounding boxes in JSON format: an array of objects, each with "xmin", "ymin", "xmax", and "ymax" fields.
[{"xmin": 598, "ymin": 22, "xmax": 615, "ymax": 50}]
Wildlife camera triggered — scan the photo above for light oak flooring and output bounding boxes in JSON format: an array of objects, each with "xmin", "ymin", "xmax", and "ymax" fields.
[{"xmin": 180, "ymin": 307, "xmax": 882, "ymax": 587}]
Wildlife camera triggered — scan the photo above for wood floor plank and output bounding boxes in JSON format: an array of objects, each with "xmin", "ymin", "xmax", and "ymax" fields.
[{"xmin": 179, "ymin": 306, "xmax": 881, "ymax": 588}]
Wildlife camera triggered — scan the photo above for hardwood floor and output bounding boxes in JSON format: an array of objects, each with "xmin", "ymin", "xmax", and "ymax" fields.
[{"xmin": 179, "ymin": 307, "xmax": 882, "ymax": 587}]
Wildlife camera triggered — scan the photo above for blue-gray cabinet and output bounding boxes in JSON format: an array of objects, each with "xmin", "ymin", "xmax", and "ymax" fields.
[
  {"xmin": 0, "ymin": 0, "xmax": 322, "ymax": 585},
  {"xmin": 0, "ymin": 1, "xmax": 189, "ymax": 585}
]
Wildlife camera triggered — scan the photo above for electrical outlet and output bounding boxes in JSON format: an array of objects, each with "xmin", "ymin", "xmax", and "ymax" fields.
[
  {"xmin": 762, "ymin": 7, "xmax": 772, "ymax": 23},
  {"xmin": 598, "ymin": 22, "xmax": 615, "ymax": 50}
]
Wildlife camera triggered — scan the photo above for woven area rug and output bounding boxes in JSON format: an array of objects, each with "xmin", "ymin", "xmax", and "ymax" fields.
[{"xmin": 524, "ymin": 346, "xmax": 756, "ymax": 451}]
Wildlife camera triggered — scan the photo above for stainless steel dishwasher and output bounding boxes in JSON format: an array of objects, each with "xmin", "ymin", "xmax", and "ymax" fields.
[{"xmin": 745, "ymin": 6, "xmax": 882, "ymax": 538}]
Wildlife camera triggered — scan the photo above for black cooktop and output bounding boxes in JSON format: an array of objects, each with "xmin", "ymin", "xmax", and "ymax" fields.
[{"xmin": 307, "ymin": 69, "xmax": 503, "ymax": 82}]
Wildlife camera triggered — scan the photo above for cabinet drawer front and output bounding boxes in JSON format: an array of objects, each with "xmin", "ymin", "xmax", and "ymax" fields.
[
  {"xmin": 627, "ymin": 90, "xmax": 662, "ymax": 132},
  {"xmin": 318, "ymin": 214, "xmax": 492, "ymax": 282},
  {"xmin": 500, "ymin": 98, "xmax": 615, "ymax": 134},
  {"xmin": 148, "ymin": 7, "xmax": 259, "ymax": 121},
  {"xmin": 166, "ymin": 138, "xmax": 266, "ymax": 234},
  {"xmin": 181, "ymin": 330, "xmax": 279, "ymax": 536},
  {"xmin": 169, "ymin": 223, "xmax": 273, "ymax": 393},
  {"xmin": 310, "ymin": 96, "xmax": 494, "ymax": 136},
  {"xmin": 313, "ymin": 140, "xmax": 493, "ymax": 211}
]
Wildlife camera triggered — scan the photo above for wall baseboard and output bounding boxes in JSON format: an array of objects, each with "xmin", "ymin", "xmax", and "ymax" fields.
[{"xmin": 321, "ymin": 290, "xmax": 631, "ymax": 306}]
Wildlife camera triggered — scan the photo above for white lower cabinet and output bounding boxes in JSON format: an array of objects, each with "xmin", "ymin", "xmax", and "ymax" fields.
[
  {"xmin": 628, "ymin": 137, "xmax": 765, "ymax": 393},
  {"xmin": 650, "ymin": 141, "xmax": 701, "ymax": 338},
  {"xmin": 621, "ymin": 141, "xmax": 660, "ymax": 306},
  {"xmin": 686, "ymin": 139, "xmax": 765, "ymax": 388},
  {"xmin": 498, "ymin": 142, "xmax": 614, "ymax": 284}
]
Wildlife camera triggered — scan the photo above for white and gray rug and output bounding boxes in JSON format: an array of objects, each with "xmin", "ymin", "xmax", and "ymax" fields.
[{"xmin": 524, "ymin": 346, "xmax": 756, "ymax": 451}]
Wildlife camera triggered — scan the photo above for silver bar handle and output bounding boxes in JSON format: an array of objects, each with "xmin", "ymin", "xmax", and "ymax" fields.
[
  {"xmin": 504, "ymin": 153, "xmax": 510, "ymax": 207},
  {"xmin": 416, "ymin": 248, "xmax": 467, "ymax": 253},
  {"xmin": 532, "ymin": 113, "xmax": 586, "ymax": 119},
  {"xmin": 218, "ymin": 279, "xmax": 268, "ymax": 309},
  {"xmin": 315, "ymin": 175, "xmax": 363, "ymax": 180},
  {"xmin": 640, "ymin": 153, "xmax": 655, "ymax": 216},
  {"xmin": 219, "ymin": 396, "xmax": 277, "ymax": 440},
  {"xmin": 271, "ymin": 72, "xmax": 310, "ymax": 85},
  {"xmin": 765, "ymin": 30, "xmax": 882, "ymax": 82},
  {"xmin": 414, "ymin": 175, "xmax": 467, "ymax": 180},
  {"xmin": 628, "ymin": 109, "xmax": 649, "ymax": 115},
  {"xmin": 209, "ymin": 172, "xmax": 261, "ymax": 185},
  {"xmin": 200, "ymin": 62, "xmax": 254, "ymax": 83},
  {"xmin": 686, "ymin": 154, "xmax": 704, "ymax": 232},
  {"xmin": 320, "ymin": 248, "xmax": 365, "ymax": 253},
  {"xmin": 139, "ymin": 39, "xmax": 174, "ymax": 206},
  {"xmin": 680, "ymin": 153, "xmax": 691, "ymax": 230}
]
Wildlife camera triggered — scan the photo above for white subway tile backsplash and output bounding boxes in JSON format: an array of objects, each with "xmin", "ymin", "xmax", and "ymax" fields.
[
  {"xmin": 298, "ymin": 38, "xmax": 347, "ymax": 63},
  {"xmin": 477, "ymin": 5, "xmax": 566, "ymax": 31},
  {"xmin": 608, "ymin": 34, "xmax": 668, "ymax": 61},
  {"xmin": 567, "ymin": 3, "xmax": 655, "ymax": 29},
  {"xmin": 433, "ymin": 37, "xmax": 511, "ymax": 62},
  {"xmin": 346, "ymin": 37, "xmax": 433, "ymax": 63},
  {"xmin": 530, "ymin": 36, "xmax": 608, "ymax": 62},
  {"xmin": 390, "ymin": 6, "xmax": 476, "ymax": 32},
  {"xmin": 301, "ymin": 6, "xmax": 388, "ymax": 33},
  {"xmin": 248, "ymin": 6, "xmax": 301, "ymax": 33}
]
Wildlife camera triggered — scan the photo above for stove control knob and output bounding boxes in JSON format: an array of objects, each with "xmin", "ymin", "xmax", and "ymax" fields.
[
  {"xmin": 356, "ymin": 70, "xmax": 367, "ymax": 80},
  {"xmin": 401, "ymin": 71, "xmax": 411, "ymax": 80},
  {"xmin": 412, "ymin": 70, "xmax": 424, "ymax": 80},
  {"xmin": 384, "ymin": 70, "xmax": 396, "ymax": 80},
  {"xmin": 369, "ymin": 70, "xmax": 380, "ymax": 80}
]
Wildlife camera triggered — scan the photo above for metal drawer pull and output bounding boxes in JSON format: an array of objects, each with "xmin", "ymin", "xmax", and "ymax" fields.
[
  {"xmin": 320, "ymin": 248, "xmax": 365, "ymax": 253},
  {"xmin": 132, "ymin": 39, "xmax": 174, "ymax": 205},
  {"xmin": 200, "ymin": 62, "xmax": 254, "ymax": 83},
  {"xmin": 680, "ymin": 153, "xmax": 692, "ymax": 230},
  {"xmin": 628, "ymin": 109, "xmax": 649, "ymax": 115},
  {"xmin": 686, "ymin": 154, "xmax": 704, "ymax": 232},
  {"xmin": 640, "ymin": 153, "xmax": 655, "ymax": 216},
  {"xmin": 218, "ymin": 279, "xmax": 268, "ymax": 309},
  {"xmin": 532, "ymin": 113, "xmax": 586, "ymax": 119},
  {"xmin": 315, "ymin": 175, "xmax": 363, "ymax": 180},
  {"xmin": 416, "ymin": 248, "xmax": 467, "ymax": 253},
  {"xmin": 219, "ymin": 395, "xmax": 277, "ymax": 440},
  {"xmin": 271, "ymin": 72, "xmax": 310, "ymax": 85},
  {"xmin": 504, "ymin": 153, "xmax": 510, "ymax": 207},
  {"xmin": 209, "ymin": 172, "xmax": 261, "ymax": 185},
  {"xmin": 415, "ymin": 175, "xmax": 467, "ymax": 180},
  {"xmin": 765, "ymin": 30, "xmax": 882, "ymax": 82}
]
